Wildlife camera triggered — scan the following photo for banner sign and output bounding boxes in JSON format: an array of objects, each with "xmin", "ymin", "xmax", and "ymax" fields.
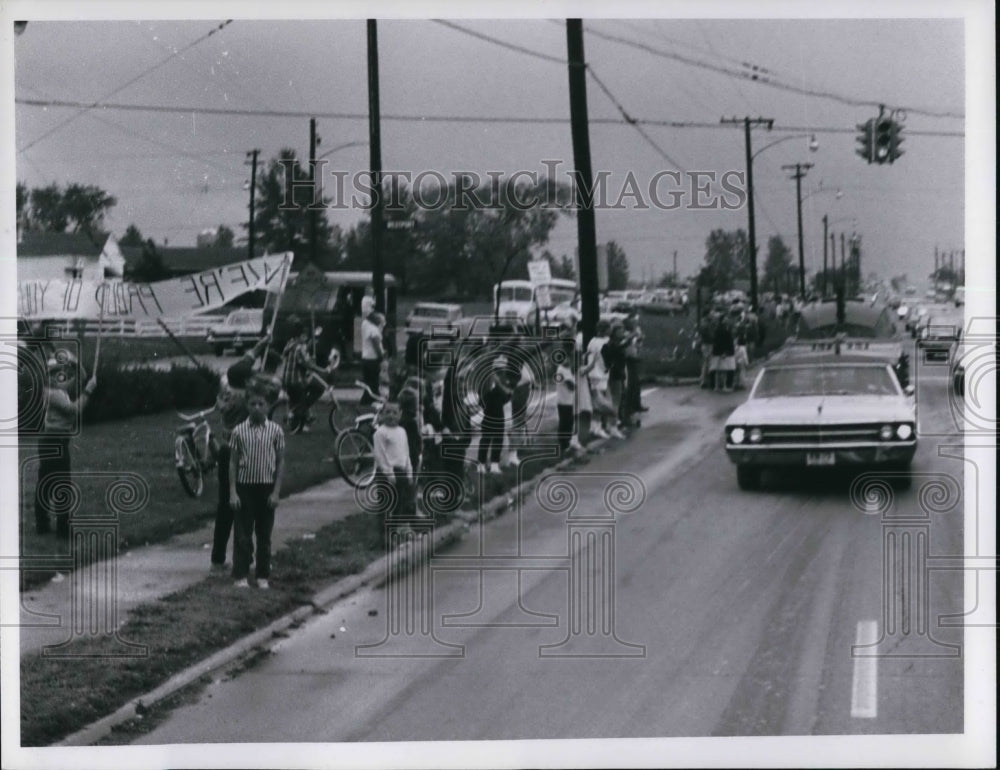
[{"xmin": 17, "ymin": 253, "xmax": 293, "ymax": 321}]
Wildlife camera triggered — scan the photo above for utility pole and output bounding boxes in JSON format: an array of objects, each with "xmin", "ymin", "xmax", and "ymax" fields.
[
  {"xmin": 245, "ymin": 149, "xmax": 259, "ymax": 261},
  {"xmin": 840, "ymin": 232, "xmax": 847, "ymax": 295},
  {"xmin": 722, "ymin": 116, "xmax": 772, "ymax": 313},
  {"xmin": 672, "ymin": 250, "xmax": 677, "ymax": 283},
  {"xmin": 566, "ymin": 19, "xmax": 600, "ymax": 346},
  {"xmin": 367, "ymin": 20, "xmax": 386, "ymax": 322},
  {"xmin": 309, "ymin": 117, "xmax": 319, "ymax": 265},
  {"xmin": 822, "ymin": 214, "xmax": 828, "ymax": 297},
  {"xmin": 782, "ymin": 162, "xmax": 812, "ymax": 298},
  {"xmin": 934, "ymin": 245, "xmax": 939, "ymax": 279}
]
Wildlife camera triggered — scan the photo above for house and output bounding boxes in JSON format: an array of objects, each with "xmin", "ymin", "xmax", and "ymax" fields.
[{"xmin": 16, "ymin": 230, "xmax": 126, "ymax": 281}]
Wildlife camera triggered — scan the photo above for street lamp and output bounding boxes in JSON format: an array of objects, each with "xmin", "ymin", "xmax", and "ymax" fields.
[
  {"xmin": 317, "ymin": 140, "xmax": 368, "ymax": 161},
  {"xmin": 743, "ymin": 132, "xmax": 819, "ymax": 312}
]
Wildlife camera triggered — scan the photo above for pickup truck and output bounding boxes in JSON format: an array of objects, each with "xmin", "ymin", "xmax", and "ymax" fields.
[{"xmin": 206, "ymin": 309, "xmax": 264, "ymax": 355}]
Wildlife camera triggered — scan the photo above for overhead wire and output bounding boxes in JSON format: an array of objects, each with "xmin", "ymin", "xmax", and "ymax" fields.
[
  {"xmin": 18, "ymin": 19, "xmax": 234, "ymax": 153},
  {"xmin": 15, "ymin": 98, "xmax": 964, "ymax": 137}
]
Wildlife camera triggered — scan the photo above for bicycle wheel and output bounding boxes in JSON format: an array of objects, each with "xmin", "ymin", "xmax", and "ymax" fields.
[
  {"xmin": 333, "ymin": 428, "xmax": 376, "ymax": 489},
  {"xmin": 327, "ymin": 401, "xmax": 352, "ymax": 434},
  {"xmin": 175, "ymin": 436, "xmax": 204, "ymax": 498}
]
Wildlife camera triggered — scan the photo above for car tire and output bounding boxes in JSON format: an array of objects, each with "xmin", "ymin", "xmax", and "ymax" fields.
[
  {"xmin": 736, "ymin": 465, "xmax": 762, "ymax": 491},
  {"xmin": 214, "ymin": 344, "xmax": 225, "ymax": 357}
]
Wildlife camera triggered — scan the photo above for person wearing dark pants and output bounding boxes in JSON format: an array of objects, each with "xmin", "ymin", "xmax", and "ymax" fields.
[
  {"xmin": 36, "ymin": 350, "xmax": 96, "ymax": 538},
  {"xmin": 477, "ymin": 359, "xmax": 511, "ymax": 474},
  {"xmin": 211, "ymin": 335, "xmax": 272, "ymax": 569},
  {"xmin": 360, "ymin": 312, "xmax": 385, "ymax": 405},
  {"xmin": 229, "ymin": 390, "xmax": 285, "ymax": 590}
]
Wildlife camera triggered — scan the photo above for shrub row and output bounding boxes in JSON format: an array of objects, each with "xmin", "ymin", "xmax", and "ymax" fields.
[{"xmin": 83, "ymin": 362, "xmax": 220, "ymax": 424}]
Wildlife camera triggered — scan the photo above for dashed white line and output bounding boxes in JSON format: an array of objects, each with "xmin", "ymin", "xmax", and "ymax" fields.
[
  {"xmin": 641, "ymin": 387, "xmax": 659, "ymax": 397},
  {"xmin": 850, "ymin": 620, "xmax": 879, "ymax": 719}
]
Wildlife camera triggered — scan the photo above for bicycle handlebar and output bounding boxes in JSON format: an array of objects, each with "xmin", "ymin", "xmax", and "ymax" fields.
[
  {"xmin": 176, "ymin": 406, "xmax": 215, "ymax": 422},
  {"xmin": 353, "ymin": 380, "xmax": 384, "ymax": 404}
]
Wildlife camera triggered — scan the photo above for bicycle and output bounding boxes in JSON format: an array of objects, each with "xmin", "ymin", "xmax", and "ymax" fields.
[
  {"xmin": 332, "ymin": 381, "xmax": 385, "ymax": 488},
  {"xmin": 174, "ymin": 406, "xmax": 218, "ymax": 498},
  {"xmin": 269, "ymin": 368, "xmax": 351, "ymax": 435}
]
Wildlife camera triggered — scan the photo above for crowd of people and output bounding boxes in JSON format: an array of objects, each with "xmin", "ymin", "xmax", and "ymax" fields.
[{"xmin": 697, "ymin": 309, "xmax": 762, "ymax": 392}]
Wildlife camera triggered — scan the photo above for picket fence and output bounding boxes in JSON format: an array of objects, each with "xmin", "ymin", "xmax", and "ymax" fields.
[{"xmin": 48, "ymin": 316, "xmax": 216, "ymax": 339}]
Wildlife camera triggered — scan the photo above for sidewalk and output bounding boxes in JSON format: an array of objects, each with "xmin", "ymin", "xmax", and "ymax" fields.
[{"xmin": 17, "ymin": 380, "xmax": 738, "ymax": 659}]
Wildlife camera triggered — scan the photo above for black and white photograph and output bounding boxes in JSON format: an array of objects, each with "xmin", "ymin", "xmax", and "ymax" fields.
[{"xmin": 1, "ymin": 1, "xmax": 995, "ymax": 768}]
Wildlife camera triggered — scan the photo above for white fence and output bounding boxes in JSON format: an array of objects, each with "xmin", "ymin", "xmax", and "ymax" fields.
[{"xmin": 47, "ymin": 317, "xmax": 216, "ymax": 339}]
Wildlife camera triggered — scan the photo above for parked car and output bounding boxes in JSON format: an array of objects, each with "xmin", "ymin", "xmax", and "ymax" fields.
[
  {"xmin": 724, "ymin": 353, "xmax": 917, "ymax": 490},
  {"xmin": 206, "ymin": 309, "xmax": 264, "ymax": 356},
  {"xmin": 918, "ymin": 312, "xmax": 963, "ymax": 361},
  {"xmin": 404, "ymin": 302, "xmax": 470, "ymax": 339}
]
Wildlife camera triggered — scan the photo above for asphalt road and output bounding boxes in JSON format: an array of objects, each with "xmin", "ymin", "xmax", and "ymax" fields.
[{"xmin": 134, "ymin": 343, "xmax": 967, "ymax": 744}]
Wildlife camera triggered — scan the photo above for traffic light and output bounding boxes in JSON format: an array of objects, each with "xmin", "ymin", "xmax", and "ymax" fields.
[
  {"xmin": 888, "ymin": 120, "xmax": 904, "ymax": 163},
  {"xmin": 874, "ymin": 118, "xmax": 893, "ymax": 164},
  {"xmin": 855, "ymin": 119, "xmax": 874, "ymax": 164}
]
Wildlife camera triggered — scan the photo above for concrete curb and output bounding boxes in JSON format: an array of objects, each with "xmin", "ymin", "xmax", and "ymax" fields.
[{"xmin": 53, "ymin": 439, "xmax": 605, "ymax": 747}]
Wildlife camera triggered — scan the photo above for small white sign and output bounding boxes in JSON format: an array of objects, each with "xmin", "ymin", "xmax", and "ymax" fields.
[{"xmin": 528, "ymin": 259, "xmax": 551, "ymax": 284}]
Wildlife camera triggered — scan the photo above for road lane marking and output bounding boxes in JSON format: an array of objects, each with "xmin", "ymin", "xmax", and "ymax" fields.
[
  {"xmin": 851, "ymin": 620, "xmax": 879, "ymax": 719},
  {"xmin": 640, "ymin": 387, "xmax": 658, "ymax": 397}
]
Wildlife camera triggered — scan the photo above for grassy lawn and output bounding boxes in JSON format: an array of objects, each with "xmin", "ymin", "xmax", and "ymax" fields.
[{"xmin": 19, "ymin": 400, "xmax": 365, "ymax": 589}]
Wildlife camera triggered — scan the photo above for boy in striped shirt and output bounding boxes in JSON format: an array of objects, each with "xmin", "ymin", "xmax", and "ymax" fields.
[{"xmin": 229, "ymin": 388, "xmax": 286, "ymax": 589}]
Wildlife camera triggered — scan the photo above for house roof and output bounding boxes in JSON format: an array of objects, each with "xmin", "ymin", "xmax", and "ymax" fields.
[
  {"xmin": 17, "ymin": 230, "xmax": 110, "ymax": 258},
  {"xmin": 120, "ymin": 245, "xmax": 262, "ymax": 272}
]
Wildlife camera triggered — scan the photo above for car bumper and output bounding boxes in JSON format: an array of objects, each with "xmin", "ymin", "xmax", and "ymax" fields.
[{"xmin": 725, "ymin": 443, "xmax": 917, "ymax": 467}]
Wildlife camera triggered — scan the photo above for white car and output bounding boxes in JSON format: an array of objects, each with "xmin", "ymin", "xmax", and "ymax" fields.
[
  {"xmin": 404, "ymin": 302, "xmax": 470, "ymax": 339},
  {"xmin": 724, "ymin": 354, "xmax": 917, "ymax": 490},
  {"xmin": 206, "ymin": 309, "xmax": 264, "ymax": 355}
]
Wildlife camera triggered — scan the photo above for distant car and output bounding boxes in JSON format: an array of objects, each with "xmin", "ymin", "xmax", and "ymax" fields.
[
  {"xmin": 404, "ymin": 302, "xmax": 470, "ymax": 339},
  {"xmin": 206, "ymin": 309, "xmax": 264, "ymax": 356},
  {"xmin": 918, "ymin": 313, "xmax": 963, "ymax": 361},
  {"xmin": 724, "ymin": 355, "xmax": 917, "ymax": 491},
  {"xmin": 954, "ymin": 287, "xmax": 965, "ymax": 307}
]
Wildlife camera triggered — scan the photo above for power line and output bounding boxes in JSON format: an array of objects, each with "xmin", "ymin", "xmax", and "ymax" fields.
[
  {"xmin": 432, "ymin": 19, "xmax": 566, "ymax": 65},
  {"xmin": 580, "ymin": 23, "xmax": 964, "ymax": 120},
  {"xmin": 16, "ymin": 97, "xmax": 966, "ymax": 137},
  {"xmin": 585, "ymin": 66, "xmax": 688, "ymax": 172},
  {"xmin": 18, "ymin": 19, "xmax": 234, "ymax": 153}
]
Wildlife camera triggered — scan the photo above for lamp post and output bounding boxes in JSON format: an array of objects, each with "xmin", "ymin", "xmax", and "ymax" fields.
[{"xmin": 721, "ymin": 119, "xmax": 818, "ymax": 314}]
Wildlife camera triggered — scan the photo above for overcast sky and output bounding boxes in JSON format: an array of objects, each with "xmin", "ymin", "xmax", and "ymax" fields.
[{"xmin": 4, "ymin": 2, "xmax": 989, "ymax": 291}]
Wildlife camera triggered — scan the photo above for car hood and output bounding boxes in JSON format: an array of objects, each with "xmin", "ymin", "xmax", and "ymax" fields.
[{"xmin": 727, "ymin": 395, "xmax": 915, "ymax": 426}]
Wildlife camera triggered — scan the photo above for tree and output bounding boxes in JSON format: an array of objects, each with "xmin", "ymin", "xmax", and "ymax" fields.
[
  {"xmin": 29, "ymin": 184, "xmax": 69, "ymax": 232},
  {"xmin": 213, "ymin": 225, "xmax": 235, "ymax": 249},
  {"xmin": 605, "ymin": 241, "xmax": 629, "ymax": 290},
  {"xmin": 22, "ymin": 182, "xmax": 117, "ymax": 236},
  {"xmin": 762, "ymin": 235, "xmax": 793, "ymax": 294},
  {"xmin": 543, "ymin": 250, "xmax": 576, "ymax": 280},
  {"xmin": 120, "ymin": 224, "xmax": 145, "ymax": 247},
  {"xmin": 124, "ymin": 239, "xmax": 169, "ymax": 282},
  {"xmin": 61, "ymin": 183, "xmax": 117, "ymax": 235},
  {"xmin": 699, "ymin": 228, "xmax": 749, "ymax": 295},
  {"xmin": 248, "ymin": 149, "xmax": 335, "ymax": 266}
]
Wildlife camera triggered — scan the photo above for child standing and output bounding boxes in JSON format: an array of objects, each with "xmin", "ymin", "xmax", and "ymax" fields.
[
  {"xmin": 477, "ymin": 355, "xmax": 512, "ymax": 474},
  {"xmin": 229, "ymin": 389, "xmax": 285, "ymax": 590},
  {"xmin": 373, "ymin": 402, "xmax": 415, "ymax": 519},
  {"xmin": 554, "ymin": 340, "xmax": 583, "ymax": 456}
]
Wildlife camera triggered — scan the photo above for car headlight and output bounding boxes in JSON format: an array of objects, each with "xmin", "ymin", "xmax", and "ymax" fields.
[
  {"xmin": 879, "ymin": 424, "xmax": 894, "ymax": 441},
  {"xmin": 729, "ymin": 427, "xmax": 745, "ymax": 444},
  {"xmin": 896, "ymin": 423, "xmax": 913, "ymax": 440},
  {"xmin": 748, "ymin": 427, "xmax": 762, "ymax": 443}
]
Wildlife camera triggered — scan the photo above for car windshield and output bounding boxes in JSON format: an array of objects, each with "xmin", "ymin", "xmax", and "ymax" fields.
[
  {"xmin": 753, "ymin": 365, "xmax": 899, "ymax": 398},
  {"xmin": 413, "ymin": 307, "xmax": 450, "ymax": 318},
  {"xmin": 498, "ymin": 286, "xmax": 533, "ymax": 302},
  {"xmin": 547, "ymin": 288, "xmax": 576, "ymax": 305}
]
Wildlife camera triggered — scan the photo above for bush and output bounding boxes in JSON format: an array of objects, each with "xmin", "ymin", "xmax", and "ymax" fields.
[{"xmin": 84, "ymin": 363, "xmax": 219, "ymax": 424}]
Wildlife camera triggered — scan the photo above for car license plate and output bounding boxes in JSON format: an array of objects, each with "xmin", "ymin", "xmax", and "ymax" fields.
[{"xmin": 806, "ymin": 452, "xmax": 836, "ymax": 466}]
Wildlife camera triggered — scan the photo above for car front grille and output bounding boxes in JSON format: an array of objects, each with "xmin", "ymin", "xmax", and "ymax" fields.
[{"xmin": 756, "ymin": 424, "xmax": 883, "ymax": 444}]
